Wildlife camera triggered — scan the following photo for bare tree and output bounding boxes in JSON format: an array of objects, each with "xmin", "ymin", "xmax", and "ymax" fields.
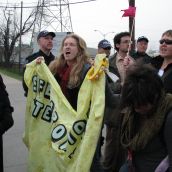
[{"xmin": 0, "ymin": 4, "xmax": 39, "ymax": 67}]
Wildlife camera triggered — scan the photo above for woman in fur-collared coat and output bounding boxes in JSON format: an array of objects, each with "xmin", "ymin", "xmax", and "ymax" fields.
[{"xmin": 0, "ymin": 75, "xmax": 14, "ymax": 172}]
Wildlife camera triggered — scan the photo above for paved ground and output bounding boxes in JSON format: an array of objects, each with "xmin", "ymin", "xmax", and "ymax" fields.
[{"xmin": 2, "ymin": 74, "xmax": 27, "ymax": 172}]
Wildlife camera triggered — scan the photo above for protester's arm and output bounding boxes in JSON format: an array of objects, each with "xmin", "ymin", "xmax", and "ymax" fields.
[
  {"xmin": 104, "ymin": 79, "xmax": 121, "ymax": 127},
  {"xmin": 22, "ymin": 66, "xmax": 28, "ymax": 97},
  {"xmin": 108, "ymin": 79, "xmax": 121, "ymax": 94},
  {"xmin": 0, "ymin": 76, "xmax": 14, "ymax": 135},
  {"xmin": 105, "ymin": 79, "xmax": 120, "ymax": 108},
  {"xmin": 22, "ymin": 56, "xmax": 44, "ymax": 97},
  {"xmin": 22, "ymin": 56, "xmax": 30, "ymax": 97},
  {"xmin": 164, "ymin": 76, "xmax": 172, "ymax": 94},
  {"xmin": 164, "ymin": 110, "xmax": 172, "ymax": 171}
]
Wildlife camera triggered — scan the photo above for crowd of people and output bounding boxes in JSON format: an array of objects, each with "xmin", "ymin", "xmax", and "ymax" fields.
[{"xmin": 1, "ymin": 28, "xmax": 172, "ymax": 172}]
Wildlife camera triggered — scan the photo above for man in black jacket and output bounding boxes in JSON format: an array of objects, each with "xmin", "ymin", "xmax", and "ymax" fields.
[
  {"xmin": 132, "ymin": 36, "xmax": 152, "ymax": 64},
  {"xmin": 22, "ymin": 30, "xmax": 56, "ymax": 96},
  {"xmin": 97, "ymin": 39, "xmax": 112, "ymax": 58},
  {"xmin": 103, "ymin": 31, "xmax": 131, "ymax": 172}
]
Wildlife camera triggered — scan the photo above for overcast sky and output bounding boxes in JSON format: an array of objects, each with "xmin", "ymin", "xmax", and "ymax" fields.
[
  {"xmin": 4, "ymin": 0, "xmax": 172, "ymax": 52},
  {"xmin": 69, "ymin": 0, "xmax": 172, "ymax": 51}
]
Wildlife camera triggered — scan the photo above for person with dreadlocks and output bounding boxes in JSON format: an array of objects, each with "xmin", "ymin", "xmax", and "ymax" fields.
[{"xmin": 119, "ymin": 64, "xmax": 172, "ymax": 172}]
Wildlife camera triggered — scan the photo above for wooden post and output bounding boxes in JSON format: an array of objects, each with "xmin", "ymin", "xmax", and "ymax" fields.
[
  {"xmin": 129, "ymin": 0, "xmax": 135, "ymax": 51},
  {"xmin": 19, "ymin": 1, "xmax": 23, "ymax": 72}
]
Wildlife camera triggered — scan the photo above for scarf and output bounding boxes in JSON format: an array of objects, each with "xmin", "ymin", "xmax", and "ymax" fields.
[
  {"xmin": 121, "ymin": 93, "xmax": 172, "ymax": 151},
  {"xmin": 58, "ymin": 65, "xmax": 72, "ymax": 96}
]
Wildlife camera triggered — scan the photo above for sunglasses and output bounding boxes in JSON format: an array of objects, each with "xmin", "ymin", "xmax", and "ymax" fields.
[{"xmin": 159, "ymin": 39, "xmax": 172, "ymax": 45}]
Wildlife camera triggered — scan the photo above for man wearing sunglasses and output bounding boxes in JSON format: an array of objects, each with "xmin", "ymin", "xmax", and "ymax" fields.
[
  {"xmin": 97, "ymin": 39, "xmax": 112, "ymax": 58},
  {"xmin": 151, "ymin": 29, "xmax": 172, "ymax": 93}
]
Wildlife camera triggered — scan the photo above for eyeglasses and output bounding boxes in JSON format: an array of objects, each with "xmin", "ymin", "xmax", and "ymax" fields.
[
  {"xmin": 121, "ymin": 40, "xmax": 132, "ymax": 44},
  {"xmin": 103, "ymin": 47, "xmax": 111, "ymax": 50},
  {"xmin": 159, "ymin": 39, "xmax": 172, "ymax": 45}
]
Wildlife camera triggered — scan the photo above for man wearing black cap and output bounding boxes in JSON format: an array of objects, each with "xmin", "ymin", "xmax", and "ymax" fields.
[
  {"xmin": 132, "ymin": 36, "xmax": 152, "ymax": 64},
  {"xmin": 22, "ymin": 30, "xmax": 56, "ymax": 96},
  {"xmin": 97, "ymin": 39, "xmax": 112, "ymax": 58}
]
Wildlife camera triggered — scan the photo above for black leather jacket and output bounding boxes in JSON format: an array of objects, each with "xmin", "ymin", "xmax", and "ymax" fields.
[{"xmin": 22, "ymin": 50, "xmax": 55, "ymax": 96}]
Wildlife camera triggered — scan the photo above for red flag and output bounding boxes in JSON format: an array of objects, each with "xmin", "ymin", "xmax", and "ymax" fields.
[{"xmin": 121, "ymin": 6, "xmax": 136, "ymax": 17}]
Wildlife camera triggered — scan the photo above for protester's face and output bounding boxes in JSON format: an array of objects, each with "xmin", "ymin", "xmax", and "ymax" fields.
[
  {"xmin": 159, "ymin": 34, "xmax": 172, "ymax": 58},
  {"xmin": 98, "ymin": 47, "xmax": 111, "ymax": 57},
  {"xmin": 63, "ymin": 37, "xmax": 79, "ymax": 65},
  {"xmin": 136, "ymin": 41, "xmax": 148, "ymax": 53},
  {"xmin": 117, "ymin": 36, "xmax": 131, "ymax": 53},
  {"xmin": 38, "ymin": 35, "xmax": 54, "ymax": 51}
]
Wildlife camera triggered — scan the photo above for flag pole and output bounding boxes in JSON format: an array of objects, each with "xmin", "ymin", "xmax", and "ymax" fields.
[
  {"xmin": 127, "ymin": 18, "xmax": 135, "ymax": 56},
  {"xmin": 129, "ymin": 0, "xmax": 135, "ymax": 50}
]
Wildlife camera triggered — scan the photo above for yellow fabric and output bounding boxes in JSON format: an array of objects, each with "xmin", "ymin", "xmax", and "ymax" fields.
[
  {"xmin": 23, "ymin": 54, "xmax": 106, "ymax": 172},
  {"xmin": 87, "ymin": 54, "xmax": 109, "ymax": 80}
]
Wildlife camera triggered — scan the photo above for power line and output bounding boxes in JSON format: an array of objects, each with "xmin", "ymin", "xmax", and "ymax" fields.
[{"xmin": 0, "ymin": 0, "xmax": 96, "ymax": 9}]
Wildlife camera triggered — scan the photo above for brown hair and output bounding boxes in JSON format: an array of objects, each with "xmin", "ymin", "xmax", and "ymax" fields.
[{"xmin": 162, "ymin": 29, "xmax": 172, "ymax": 37}]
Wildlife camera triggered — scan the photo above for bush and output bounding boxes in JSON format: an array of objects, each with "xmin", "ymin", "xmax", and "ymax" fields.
[{"xmin": 0, "ymin": 65, "xmax": 23, "ymax": 81}]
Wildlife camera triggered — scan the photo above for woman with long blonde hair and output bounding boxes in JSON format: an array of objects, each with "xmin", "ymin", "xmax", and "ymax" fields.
[
  {"xmin": 49, "ymin": 33, "xmax": 91, "ymax": 110},
  {"xmin": 49, "ymin": 33, "xmax": 106, "ymax": 172},
  {"xmin": 35, "ymin": 33, "xmax": 114, "ymax": 172}
]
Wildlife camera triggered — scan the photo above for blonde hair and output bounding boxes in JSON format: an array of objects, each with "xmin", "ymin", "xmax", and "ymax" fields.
[
  {"xmin": 162, "ymin": 30, "xmax": 172, "ymax": 37},
  {"xmin": 49, "ymin": 33, "xmax": 90, "ymax": 88}
]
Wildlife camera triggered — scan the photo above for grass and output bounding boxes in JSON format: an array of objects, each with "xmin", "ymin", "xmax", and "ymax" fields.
[{"xmin": 0, "ymin": 66, "xmax": 23, "ymax": 81}]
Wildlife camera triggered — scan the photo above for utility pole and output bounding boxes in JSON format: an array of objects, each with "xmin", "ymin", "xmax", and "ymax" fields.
[
  {"xmin": 33, "ymin": 0, "xmax": 73, "ymax": 32},
  {"xmin": 59, "ymin": 0, "xmax": 63, "ymax": 32},
  {"xmin": 19, "ymin": 1, "xmax": 23, "ymax": 72},
  {"xmin": 129, "ymin": 0, "xmax": 135, "ymax": 50},
  {"xmin": 39, "ymin": 0, "xmax": 44, "ymax": 31}
]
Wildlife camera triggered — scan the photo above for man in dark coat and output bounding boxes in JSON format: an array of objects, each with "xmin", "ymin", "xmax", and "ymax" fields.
[
  {"xmin": 97, "ymin": 39, "xmax": 112, "ymax": 58},
  {"xmin": 103, "ymin": 31, "xmax": 131, "ymax": 172},
  {"xmin": 0, "ymin": 75, "xmax": 14, "ymax": 172},
  {"xmin": 132, "ymin": 36, "xmax": 152, "ymax": 64},
  {"xmin": 22, "ymin": 30, "xmax": 56, "ymax": 96}
]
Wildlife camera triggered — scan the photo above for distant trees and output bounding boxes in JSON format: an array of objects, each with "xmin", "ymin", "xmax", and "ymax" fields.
[{"xmin": 0, "ymin": 4, "xmax": 39, "ymax": 67}]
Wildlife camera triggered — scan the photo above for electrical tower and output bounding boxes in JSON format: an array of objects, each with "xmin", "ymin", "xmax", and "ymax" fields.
[
  {"xmin": 31, "ymin": 0, "xmax": 73, "ymax": 45},
  {"xmin": 37, "ymin": 0, "xmax": 73, "ymax": 32}
]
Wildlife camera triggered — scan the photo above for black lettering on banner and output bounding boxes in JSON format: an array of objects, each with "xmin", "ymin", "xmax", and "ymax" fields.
[
  {"xmin": 86, "ymin": 106, "xmax": 91, "ymax": 118},
  {"xmin": 51, "ymin": 124, "xmax": 67, "ymax": 142},
  {"xmin": 32, "ymin": 75, "xmax": 38, "ymax": 93},
  {"xmin": 73, "ymin": 120, "xmax": 87, "ymax": 135},
  {"xmin": 59, "ymin": 141, "xmax": 67, "ymax": 151},
  {"xmin": 32, "ymin": 99, "xmax": 44, "ymax": 118},
  {"xmin": 44, "ymin": 83, "xmax": 50, "ymax": 99},
  {"xmin": 41, "ymin": 101, "xmax": 54, "ymax": 122},
  {"xmin": 32, "ymin": 75, "xmax": 50, "ymax": 100},
  {"xmin": 32, "ymin": 75, "xmax": 45, "ymax": 93},
  {"xmin": 68, "ymin": 132, "xmax": 77, "ymax": 145},
  {"xmin": 68, "ymin": 148, "xmax": 76, "ymax": 159},
  {"xmin": 39, "ymin": 79, "xmax": 46, "ymax": 92},
  {"xmin": 52, "ymin": 111, "xmax": 58, "ymax": 123}
]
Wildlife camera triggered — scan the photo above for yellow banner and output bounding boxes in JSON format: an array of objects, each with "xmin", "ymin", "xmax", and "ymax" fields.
[{"xmin": 23, "ymin": 54, "xmax": 106, "ymax": 172}]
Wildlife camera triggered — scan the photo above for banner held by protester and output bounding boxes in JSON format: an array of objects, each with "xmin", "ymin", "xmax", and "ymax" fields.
[{"xmin": 23, "ymin": 54, "xmax": 106, "ymax": 172}]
